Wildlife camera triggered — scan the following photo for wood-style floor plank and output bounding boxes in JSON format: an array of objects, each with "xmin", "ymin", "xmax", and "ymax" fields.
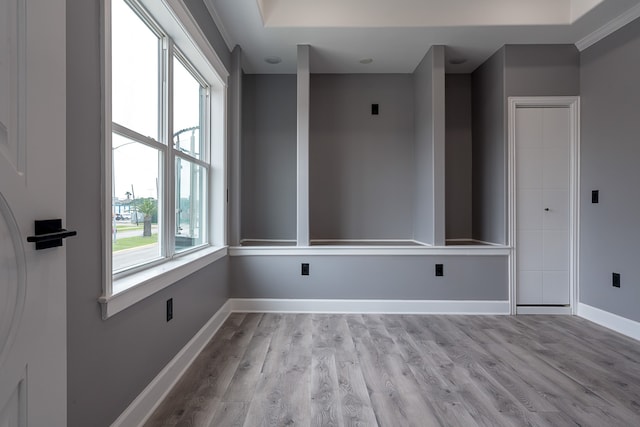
[{"xmin": 145, "ymin": 314, "xmax": 640, "ymax": 427}]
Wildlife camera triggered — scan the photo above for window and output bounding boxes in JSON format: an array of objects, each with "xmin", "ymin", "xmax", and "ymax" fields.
[{"xmin": 101, "ymin": 0, "xmax": 228, "ymax": 318}]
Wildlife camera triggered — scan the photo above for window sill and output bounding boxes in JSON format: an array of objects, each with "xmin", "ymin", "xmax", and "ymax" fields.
[{"xmin": 99, "ymin": 246, "xmax": 227, "ymax": 319}]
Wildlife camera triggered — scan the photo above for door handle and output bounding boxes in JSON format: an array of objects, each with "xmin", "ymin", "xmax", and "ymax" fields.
[
  {"xmin": 544, "ymin": 208, "xmax": 550, "ymax": 211},
  {"xmin": 27, "ymin": 219, "xmax": 77, "ymax": 250}
]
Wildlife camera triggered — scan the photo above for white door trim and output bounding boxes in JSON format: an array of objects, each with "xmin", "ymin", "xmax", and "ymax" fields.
[{"xmin": 508, "ymin": 96, "xmax": 580, "ymax": 315}]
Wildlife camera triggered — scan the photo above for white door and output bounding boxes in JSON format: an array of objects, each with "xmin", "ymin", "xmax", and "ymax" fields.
[
  {"xmin": 0, "ymin": 0, "xmax": 67, "ymax": 426},
  {"xmin": 515, "ymin": 106, "xmax": 571, "ymax": 307}
]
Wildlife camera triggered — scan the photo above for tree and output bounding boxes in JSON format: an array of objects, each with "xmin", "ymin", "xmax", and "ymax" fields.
[{"xmin": 137, "ymin": 198, "xmax": 156, "ymax": 237}]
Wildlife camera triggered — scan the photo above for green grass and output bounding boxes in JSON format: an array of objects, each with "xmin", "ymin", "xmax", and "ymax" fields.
[
  {"xmin": 115, "ymin": 224, "xmax": 143, "ymax": 232},
  {"xmin": 113, "ymin": 234, "xmax": 158, "ymax": 252}
]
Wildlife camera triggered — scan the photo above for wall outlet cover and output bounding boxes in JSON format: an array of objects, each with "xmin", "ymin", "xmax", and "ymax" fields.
[{"xmin": 166, "ymin": 298, "xmax": 173, "ymax": 321}]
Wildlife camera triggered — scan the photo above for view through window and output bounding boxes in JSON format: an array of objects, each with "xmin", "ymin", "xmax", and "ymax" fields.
[{"xmin": 110, "ymin": 0, "xmax": 210, "ymax": 274}]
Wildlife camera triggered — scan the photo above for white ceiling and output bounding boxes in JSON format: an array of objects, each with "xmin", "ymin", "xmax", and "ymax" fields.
[{"xmin": 204, "ymin": 0, "xmax": 640, "ymax": 74}]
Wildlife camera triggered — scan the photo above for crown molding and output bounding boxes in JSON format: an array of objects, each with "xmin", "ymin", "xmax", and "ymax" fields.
[{"xmin": 576, "ymin": 2, "xmax": 640, "ymax": 51}]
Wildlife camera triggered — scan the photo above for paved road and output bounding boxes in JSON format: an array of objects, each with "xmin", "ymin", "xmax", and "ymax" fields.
[
  {"xmin": 113, "ymin": 223, "xmax": 158, "ymax": 239},
  {"xmin": 113, "ymin": 243, "xmax": 160, "ymax": 271}
]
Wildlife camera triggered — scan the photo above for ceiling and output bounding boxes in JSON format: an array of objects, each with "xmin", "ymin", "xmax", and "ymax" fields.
[{"xmin": 204, "ymin": 0, "xmax": 640, "ymax": 74}]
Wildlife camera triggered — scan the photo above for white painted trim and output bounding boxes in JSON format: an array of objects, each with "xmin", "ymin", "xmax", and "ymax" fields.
[
  {"xmin": 202, "ymin": 0, "xmax": 235, "ymax": 51},
  {"xmin": 296, "ymin": 45, "xmax": 310, "ymax": 246},
  {"xmin": 240, "ymin": 239, "xmax": 297, "ymax": 245},
  {"xmin": 310, "ymin": 239, "xmax": 428, "ymax": 247},
  {"xmin": 432, "ymin": 45, "xmax": 446, "ymax": 246},
  {"xmin": 578, "ymin": 303, "xmax": 640, "ymax": 342},
  {"xmin": 110, "ymin": 301, "xmax": 232, "ymax": 427},
  {"xmin": 228, "ymin": 246, "xmax": 510, "ymax": 256},
  {"xmin": 516, "ymin": 306, "xmax": 571, "ymax": 315},
  {"xmin": 445, "ymin": 239, "xmax": 504, "ymax": 247},
  {"xmin": 507, "ymin": 97, "xmax": 580, "ymax": 316},
  {"xmin": 575, "ymin": 3, "xmax": 640, "ymax": 51},
  {"xmin": 229, "ymin": 298, "xmax": 510, "ymax": 315},
  {"xmin": 100, "ymin": 247, "xmax": 227, "ymax": 319},
  {"xmin": 471, "ymin": 239, "xmax": 504, "ymax": 246}
]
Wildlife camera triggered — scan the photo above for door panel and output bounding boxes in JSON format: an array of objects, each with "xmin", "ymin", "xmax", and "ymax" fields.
[
  {"xmin": 519, "ymin": 230, "xmax": 543, "ymax": 270},
  {"xmin": 517, "ymin": 271, "xmax": 543, "ymax": 304},
  {"xmin": 517, "ymin": 189, "xmax": 542, "ymax": 230},
  {"xmin": 543, "ymin": 270, "xmax": 570, "ymax": 304},
  {"xmin": 0, "ymin": 0, "xmax": 67, "ymax": 425},
  {"xmin": 543, "ymin": 108, "xmax": 570, "ymax": 149},
  {"xmin": 517, "ymin": 147, "xmax": 543, "ymax": 189},
  {"xmin": 542, "ymin": 231, "xmax": 570, "ymax": 270},
  {"xmin": 516, "ymin": 106, "xmax": 571, "ymax": 307},
  {"xmin": 543, "ymin": 148, "xmax": 569, "ymax": 189},
  {"xmin": 542, "ymin": 190, "xmax": 569, "ymax": 230},
  {"xmin": 515, "ymin": 108, "xmax": 542, "ymax": 149}
]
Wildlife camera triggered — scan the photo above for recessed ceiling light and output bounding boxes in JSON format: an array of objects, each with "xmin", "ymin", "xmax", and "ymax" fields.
[
  {"xmin": 359, "ymin": 58, "xmax": 374, "ymax": 64},
  {"xmin": 264, "ymin": 56, "xmax": 282, "ymax": 65},
  {"xmin": 449, "ymin": 58, "xmax": 467, "ymax": 65}
]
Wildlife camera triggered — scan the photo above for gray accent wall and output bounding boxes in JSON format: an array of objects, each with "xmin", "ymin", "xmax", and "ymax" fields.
[
  {"xmin": 231, "ymin": 255, "xmax": 508, "ymax": 300},
  {"xmin": 471, "ymin": 48, "xmax": 506, "ymax": 244},
  {"xmin": 66, "ymin": 1, "xmax": 230, "ymax": 426},
  {"xmin": 309, "ymin": 74, "xmax": 415, "ymax": 240},
  {"xmin": 242, "ymin": 74, "xmax": 298, "ymax": 241},
  {"xmin": 445, "ymin": 74, "xmax": 473, "ymax": 240},
  {"xmin": 579, "ymin": 17, "xmax": 640, "ymax": 322}
]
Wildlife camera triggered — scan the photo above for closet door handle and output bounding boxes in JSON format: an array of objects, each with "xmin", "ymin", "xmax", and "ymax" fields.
[{"xmin": 27, "ymin": 219, "xmax": 77, "ymax": 250}]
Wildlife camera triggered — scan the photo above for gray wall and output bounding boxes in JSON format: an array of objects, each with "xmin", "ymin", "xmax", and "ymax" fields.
[
  {"xmin": 579, "ymin": 18, "xmax": 640, "ymax": 322},
  {"xmin": 66, "ymin": 1, "xmax": 230, "ymax": 426},
  {"xmin": 445, "ymin": 74, "xmax": 473, "ymax": 240},
  {"xmin": 231, "ymin": 255, "xmax": 508, "ymax": 300},
  {"xmin": 471, "ymin": 48, "xmax": 506, "ymax": 244},
  {"xmin": 504, "ymin": 44, "xmax": 580, "ymax": 97},
  {"xmin": 309, "ymin": 74, "xmax": 415, "ymax": 240},
  {"xmin": 242, "ymin": 74, "xmax": 297, "ymax": 241},
  {"xmin": 471, "ymin": 44, "xmax": 580, "ymax": 244}
]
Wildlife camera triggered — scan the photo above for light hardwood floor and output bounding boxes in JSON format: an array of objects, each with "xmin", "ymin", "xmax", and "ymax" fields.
[{"xmin": 144, "ymin": 314, "xmax": 640, "ymax": 426}]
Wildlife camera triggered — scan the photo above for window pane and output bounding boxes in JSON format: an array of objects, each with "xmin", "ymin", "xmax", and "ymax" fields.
[
  {"xmin": 112, "ymin": 0, "xmax": 160, "ymax": 139},
  {"xmin": 112, "ymin": 133, "xmax": 162, "ymax": 271},
  {"xmin": 175, "ymin": 158, "xmax": 206, "ymax": 252},
  {"xmin": 173, "ymin": 56, "xmax": 204, "ymax": 159}
]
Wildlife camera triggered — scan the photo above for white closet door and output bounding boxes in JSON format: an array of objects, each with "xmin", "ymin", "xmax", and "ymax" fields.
[{"xmin": 516, "ymin": 107, "xmax": 570, "ymax": 305}]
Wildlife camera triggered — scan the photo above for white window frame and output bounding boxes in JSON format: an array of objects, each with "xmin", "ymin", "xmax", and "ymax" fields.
[{"xmin": 99, "ymin": 0, "xmax": 229, "ymax": 319}]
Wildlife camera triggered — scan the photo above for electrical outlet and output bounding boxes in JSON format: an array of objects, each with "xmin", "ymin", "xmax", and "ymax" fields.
[
  {"xmin": 592, "ymin": 190, "xmax": 599, "ymax": 204},
  {"xmin": 612, "ymin": 272, "xmax": 621, "ymax": 288},
  {"xmin": 435, "ymin": 264, "xmax": 444, "ymax": 277},
  {"xmin": 166, "ymin": 298, "xmax": 173, "ymax": 321},
  {"xmin": 301, "ymin": 263, "xmax": 310, "ymax": 276}
]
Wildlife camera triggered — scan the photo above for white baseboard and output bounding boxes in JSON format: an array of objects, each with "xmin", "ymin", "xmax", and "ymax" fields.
[
  {"xmin": 516, "ymin": 305, "xmax": 571, "ymax": 315},
  {"xmin": 111, "ymin": 300, "xmax": 232, "ymax": 427},
  {"xmin": 577, "ymin": 303, "xmax": 640, "ymax": 341},
  {"xmin": 228, "ymin": 298, "xmax": 510, "ymax": 315}
]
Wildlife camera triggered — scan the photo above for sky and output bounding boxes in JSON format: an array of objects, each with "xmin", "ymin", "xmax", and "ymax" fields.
[{"xmin": 111, "ymin": 0, "xmax": 203, "ymax": 201}]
